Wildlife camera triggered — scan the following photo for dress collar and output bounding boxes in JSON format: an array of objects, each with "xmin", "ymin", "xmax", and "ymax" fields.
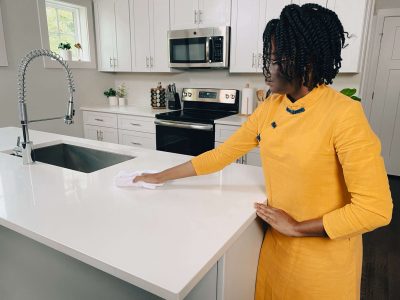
[{"xmin": 283, "ymin": 84, "xmax": 328, "ymax": 113}]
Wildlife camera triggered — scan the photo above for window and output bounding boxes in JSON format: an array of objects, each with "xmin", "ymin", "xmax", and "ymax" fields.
[{"xmin": 37, "ymin": 0, "xmax": 96, "ymax": 68}]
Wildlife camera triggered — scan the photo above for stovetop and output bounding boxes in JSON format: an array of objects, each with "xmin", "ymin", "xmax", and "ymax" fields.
[{"xmin": 156, "ymin": 109, "xmax": 237, "ymax": 124}]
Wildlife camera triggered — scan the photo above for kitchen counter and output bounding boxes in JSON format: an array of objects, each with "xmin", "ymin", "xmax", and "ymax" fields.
[
  {"xmin": 215, "ymin": 114, "xmax": 249, "ymax": 126},
  {"xmin": 0, "ymin": 127, "xmax": 265, "ymax": 300},
  {"xmin": 79, "ymin": 105, "xmax": 176, "ymax": 118}
]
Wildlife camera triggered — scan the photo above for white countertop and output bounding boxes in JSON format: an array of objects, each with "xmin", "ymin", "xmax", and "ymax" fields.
[
  {"xmin": 0, "ymin": 127, "xmax": 265, "ymax": 300},
  {"xmin": 79, "ymin": 105, "xmax": 176, "ymax": 118},
  {"xmin": 214, "ymin": 114, "xmax": 249, "ymax": 126}
]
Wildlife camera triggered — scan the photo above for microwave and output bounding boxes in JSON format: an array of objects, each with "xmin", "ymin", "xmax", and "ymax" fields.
[{"xmin": 168, "ymin": 26, "xmax": 230, "ymax": 68}]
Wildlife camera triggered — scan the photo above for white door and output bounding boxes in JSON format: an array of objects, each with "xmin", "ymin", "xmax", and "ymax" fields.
[
  {"xmin": 95, "ymin": 0, "xmax": 116, "ymax": 71},
  {"xmin": 170, "ymin": 0, "xmax": 198, "ymax": 29},
  {"xmin": 150, "ymin": 0, "xmax": 171, "ymax": 72},
  {"xmin": 229, "ymin": 0, "xmax": 261, "ymax": 73},
  {"xmin": 198, "ymin": 0, "xmax": 231, "ymax": 28},
  {"xmin": 114, "ymin": 0, "xmax": 132, "ymax": 71},
  {"xmin": 369, "ymin": 16, "xmax": 400, "ymax": 176},
  {"xmin": 130, "ymin": 0, "xmax": 151, "ymax": 72},
  {"xmin": 328, "ymin": 0, "xmax": 368, "ymax": 72}
]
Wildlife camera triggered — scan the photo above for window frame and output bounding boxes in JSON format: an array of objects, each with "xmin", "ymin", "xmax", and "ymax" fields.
[
  {"xmin": 0, "ymin": 4, "xmax": 8, "ymax": 67},
  {"xmin": 37, "ymin": 0, "xmax": 96, "ymax": 69}
]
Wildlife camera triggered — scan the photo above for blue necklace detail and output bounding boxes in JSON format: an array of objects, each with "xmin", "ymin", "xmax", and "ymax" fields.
[{"xmin": 286, "ymin": 107, "xmax": 305, "ymax": 114}]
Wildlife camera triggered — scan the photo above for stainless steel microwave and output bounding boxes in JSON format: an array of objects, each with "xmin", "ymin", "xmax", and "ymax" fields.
[{"xmin": 168, "ymin": 26, "xmax": 230, "ymax": 68}]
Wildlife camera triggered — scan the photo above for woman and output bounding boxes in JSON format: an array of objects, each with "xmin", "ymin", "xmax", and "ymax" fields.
[{"xmin": 135, "ymin": 4, "xmax": 393, "ymax": 299}]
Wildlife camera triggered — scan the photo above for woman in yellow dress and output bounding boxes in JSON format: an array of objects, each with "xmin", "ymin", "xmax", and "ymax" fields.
[{"xmin": 135, "ymin": 3, "xmax": 393, "ymax": 299}]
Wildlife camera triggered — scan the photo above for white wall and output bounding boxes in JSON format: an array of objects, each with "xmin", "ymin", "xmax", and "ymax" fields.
[
  {"xmin": 375, "ymin": 0, "xmax": 400, "ymax": 12},
  {"xmin": 0, "ymin": 0, "xmax": 114, "ymax": 137}
]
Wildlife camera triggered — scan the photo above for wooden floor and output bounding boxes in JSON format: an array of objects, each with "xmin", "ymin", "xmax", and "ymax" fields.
[{"xmin": 361, "ymin": 175, "xmax": 400, "ymax": 300}]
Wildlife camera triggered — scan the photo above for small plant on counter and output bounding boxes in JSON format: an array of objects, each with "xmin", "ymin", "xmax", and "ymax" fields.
[
  {"xmin": 117, "ymin": 83, "xmax": 127, "ymax": 98},
  {"xmin": 58, "ymin": 42, "xmax": 71, "ymax": 50},
  {"xmin": 103, "ymin": 88, "xmax": 117, "ymax": 97},
  {"xmin": 340, "ymin": 88, "xmax": 361, "ymax": 101}
]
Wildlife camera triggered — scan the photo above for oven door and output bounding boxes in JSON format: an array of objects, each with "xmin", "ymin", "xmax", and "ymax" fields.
[{"xmin": 155, "ymin": 120, "xmax": 214, "ymax": 156}]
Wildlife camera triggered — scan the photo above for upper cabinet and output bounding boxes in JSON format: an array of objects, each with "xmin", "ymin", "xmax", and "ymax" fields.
[
  {"xmin": 130, "ymin": 0, "xmax": 171, "ymax": 72},
  {"xmin": 170, "ymin": 0, "xmax": 231, "ymax": 29},
  {"xmin": 94, "ymin": 0, "xmax": 132, "ymax": 72},
  {"xmin": 230, "ymin": 0, "xmax": 290, "ymax": 73}
]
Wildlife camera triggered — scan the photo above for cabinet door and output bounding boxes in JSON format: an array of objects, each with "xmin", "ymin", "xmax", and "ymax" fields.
[
  {"xmin": 198, "ymin": 0, "xmax": 231, "ymax": 28},
  {"xmin": 114, "ymin": 0, "xmax": 132, "ymax": 71},
  {"xmin": 229, "ymin": 0, "xmax": 260, "ymax": 73},
  {"xmin": 130, "ymin": 0, "xmax": 151, "ymax": 71},
  {"xmin": 149, "ymin": 0, "xmax": 171, "ymax": 72},
  {"xmin": 84, "ymin": 125, "xmax": 119, "ymax": 143},
  {"xmin": 170, "ymin": 0, "xmax": 198, "ymax": 29},
  {"xmin": 95, "ymin": 0, "xmax": 116, "ymax": 71},
  {"xmin": 327, "ymin": 0, "xmax": 368, "ymax": 72}
]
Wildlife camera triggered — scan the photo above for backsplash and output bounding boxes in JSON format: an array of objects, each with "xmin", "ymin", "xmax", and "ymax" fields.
[{"xmin": 114, "ymin": 70, "xmax": 361, "ymax": 108}]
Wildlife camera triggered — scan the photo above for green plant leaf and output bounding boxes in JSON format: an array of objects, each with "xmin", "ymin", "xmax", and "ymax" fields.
[
  {"xmin": 340, "ymin": 88, "xmax": 357, "ymax": 97},
  {"xmin": 351, "ymin": 96, "xmax": 361, "ymax": 101}
]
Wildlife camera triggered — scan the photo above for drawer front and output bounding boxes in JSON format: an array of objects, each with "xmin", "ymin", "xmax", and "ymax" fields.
[
  {"xmin": 83, "ymin": 111, "xmax": 117, "ymax": 128},
  {"xmin": 245, "ymin": 150, "xmax": 262, "ymax": 167},
  {"xmin": 84, "ymin": 125, "xmax": 119, "ymax": 143},
  {"xmin": 119, "ymin": 129, "xmax": 155, "ymax": 149},
  {"xmin": 118, "ymin": 115, "xmax": 155, "ymax": 133},
  {"xmin": 215, "ymin": 124, "xmax": 239, "ymax": 143}
]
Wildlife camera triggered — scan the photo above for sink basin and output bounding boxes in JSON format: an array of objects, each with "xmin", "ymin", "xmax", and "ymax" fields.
[{"xmin": 30, "ymin": 143, "xmax": 135, "ymax": 173}]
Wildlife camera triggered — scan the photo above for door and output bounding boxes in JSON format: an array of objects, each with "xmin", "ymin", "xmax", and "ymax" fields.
[
  {"xmin": 170, "ymin": 0, "xmax": 198, "ymax": 30},
  {"xmin": 95, "ymin": 0, "xmax": 116, "ymax": 71},
  {"xmin": 198, "ymin": 0, "xmax": 231, "ymax": 28},
  {"xmin": 130, "ymin": 0, "xmax": 151, "ymax": 71},
  {"xmin": 368, "ymin": 16, "xmax": 400, "ymax": 176},
  {"xmin": 229, "ymin": 0, "xmax": 261, "ymax": 73},
  {"xmin": 114, "ymin": 0, "xmax": 132, "ymax": 71},
  {"xmin": 150, "ymin": 0, "xmax": 171, "ymax": 72}
]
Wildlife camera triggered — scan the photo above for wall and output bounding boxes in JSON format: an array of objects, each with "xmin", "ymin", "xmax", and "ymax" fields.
[
  {"xmin": 0, "ymin": 0, "xmax": 114, "ymax": 138},
  {"xmin": 375, "ymin": 0, "xmax": 400, "ymax": 12}
]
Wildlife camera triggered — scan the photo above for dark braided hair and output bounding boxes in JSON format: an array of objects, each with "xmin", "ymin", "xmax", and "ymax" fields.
[{"xmin": 263, "ymin": 3, "xmax": 347, "ymax": 90}]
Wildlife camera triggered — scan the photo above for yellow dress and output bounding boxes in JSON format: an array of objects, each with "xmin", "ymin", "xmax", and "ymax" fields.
[{"xmin": 191, "ymin": 84, "xmax": 393, "ymax": 299}]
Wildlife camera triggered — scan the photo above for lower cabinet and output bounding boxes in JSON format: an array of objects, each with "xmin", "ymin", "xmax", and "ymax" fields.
[
  {"xmin": 82, "ymin": 111, "xmax": 156, "ymax": 149},
  {"xmin": 215, "ymin": 124, "xmax": 262, "ymax": 167}
]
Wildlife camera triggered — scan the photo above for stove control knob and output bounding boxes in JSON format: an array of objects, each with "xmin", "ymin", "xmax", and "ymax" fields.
[
  {"xmin": 225, "ymin": 94, "xmax": 229, "ymax": 99},
  {"xmin": 231, "ymin": 94, "xmax": 235, "ymax": 99},
  {"xmin": 188, "ymin": 92, "xmax": 192, "ymax": 97},
  {"xmin": 183, "ymin": 92, "xmax": 187, "ymax": 97}
]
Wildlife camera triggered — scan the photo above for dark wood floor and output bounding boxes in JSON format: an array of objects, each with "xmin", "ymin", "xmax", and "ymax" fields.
[{"xmin": 361, "ymin": 175, "xmax": 400, "ymax": 300}]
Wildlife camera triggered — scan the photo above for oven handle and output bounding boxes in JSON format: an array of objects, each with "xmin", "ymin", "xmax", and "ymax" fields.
[{"xmin": 155, "ymin": 119, "xmax": 213, "ymax": 131}]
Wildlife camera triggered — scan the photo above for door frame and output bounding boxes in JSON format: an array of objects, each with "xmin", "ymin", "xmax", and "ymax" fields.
[{"xmin": 361, "ymin": 8, "xmax": 400, "ymax": 119}]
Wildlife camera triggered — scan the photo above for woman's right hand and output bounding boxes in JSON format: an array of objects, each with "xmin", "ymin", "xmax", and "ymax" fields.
[{"xmin": 133, "ymin": 173, "xmax": 164, "ymax": 184}]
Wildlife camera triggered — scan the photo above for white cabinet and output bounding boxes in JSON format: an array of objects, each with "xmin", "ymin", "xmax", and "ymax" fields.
[
  {"xmin": 215, "ymin": 124, "xmax": 262, "ymax": 167},
  {"xmin": 170, "ymin": 0, "xmax": 231, "ymax": 29},
  {"xmin": 230, "ymin": 0, "xmax": 290, "ymax": 73},
  {"xmin": 130, "ymin": 0, "xmax": 171, "ymax": 72},
  {"xmin": 94, "ymin": 0, "xmax": 132, "ymax": 72}
]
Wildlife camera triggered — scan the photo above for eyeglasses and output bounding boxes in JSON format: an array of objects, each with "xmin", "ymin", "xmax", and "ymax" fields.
[{"xmin": 262, "ymin": 58, "xmax": 292, "ymax": 77}]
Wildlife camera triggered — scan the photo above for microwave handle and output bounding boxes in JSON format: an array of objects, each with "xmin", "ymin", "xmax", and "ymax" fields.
[{"xmin": 205, "ymin": 37, "xmax": 211, "ymax": 63}]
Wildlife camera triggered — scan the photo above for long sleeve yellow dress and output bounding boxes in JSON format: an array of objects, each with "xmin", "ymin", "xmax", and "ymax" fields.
[{"xmin": 191, "ymin": 84, "xmax": 393, "ymax": 299}]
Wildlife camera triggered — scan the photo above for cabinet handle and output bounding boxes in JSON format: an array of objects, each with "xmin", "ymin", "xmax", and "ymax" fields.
[
  {"xmin": 150, "ymin": 56, "xmax": 153, "ymax": 68},
  {"xmin": 94, "ymin": 118, "xmax": 104, "ymax": 122},
  {"xmin": 194, "ymin": 10, "xmax": 198, "ymax": 24},
  {"xmin": 130, "ymin": 123, "xmax": 141, "ymax": 126},
  {"xmin": 198, "ymin": 10, "xmax": 202, "ymax": 24},
  {"xmin": 109, "ymin": 57, "xmax": 113, "ymax": 67},
  {"xmin": 96, "ymin": 129, "xmax": 99, "ymax": 140},
  {"xmin": 130, "ymin": 142, "xmax": 142, "ymax": 146},
  {"xmin": 99, "ymin": 131, "xmax": 103, "ymax": 141},
  {"xmin": 251, "ymin": 53, "xmax": 255, "ymax": 68},
  {"xmin": 113, "ymin": 58, "xmax": 117, "ymax": 67},
  {"xmin": 146, "ymin": 56, "xmax": 149, "ymax": 68},
  {"xmin": 257, "ymin": 53, "xmax": 262, "ymax": 69}
]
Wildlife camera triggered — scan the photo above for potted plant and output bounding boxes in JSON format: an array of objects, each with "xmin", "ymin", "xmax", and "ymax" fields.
[
  {"xmin": 58, "ymin": 42, "xmax": 72, "ymax": 61},
  {"xmin": 340, "ymin": 88, "xmax": 361, "ymax": 101},
  {"xmin": 104, "ymin": 88, "xmax": 118, "ymax": 106},
  {"xmin": 117, "ymin": 83, "xmax": 127, "ymax": 106}
]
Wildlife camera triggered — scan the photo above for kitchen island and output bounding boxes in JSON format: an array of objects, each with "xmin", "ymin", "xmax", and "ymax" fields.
[{"xmin": 0, "ymin": 127, "xmax": 265, "ymax": 300}]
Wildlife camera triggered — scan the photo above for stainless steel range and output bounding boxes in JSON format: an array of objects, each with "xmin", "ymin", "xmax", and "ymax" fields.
[{"xmin": 155, "ymin": 88, "xmax": 239, "ymax": 156}]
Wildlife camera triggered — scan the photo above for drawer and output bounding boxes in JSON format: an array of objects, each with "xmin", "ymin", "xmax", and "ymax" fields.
[
  {"xmin": 83, "ymin": 111, "xmax": 117, "ymax": 128},
  {"xmin": 118, "ymin": 115, "xmax": 155, "ymax": 133},
  {"xmin": 245, "ymin": 150, "xmax": 262, "ymax": 167},
  {"xmin": 215, "ymin": 124, "xmax": 240, "ymax": 143},
  {"xmin": 119, "ymin": 129, "xmax": 155, "ymax": 149},
  {"xmin": 84, "ymin": 125, "xmax": 119, "ymax": 144}
]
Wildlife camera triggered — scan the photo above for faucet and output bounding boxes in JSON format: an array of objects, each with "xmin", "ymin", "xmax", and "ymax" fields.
[{"xmin": 17, "ymin": 49, "xmax": 75, "ymax": 164}]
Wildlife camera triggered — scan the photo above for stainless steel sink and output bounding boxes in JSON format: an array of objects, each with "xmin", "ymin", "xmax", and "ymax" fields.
[{"xmin": 30, "ymin": 143, "xmax": 135, "ymax": 173}]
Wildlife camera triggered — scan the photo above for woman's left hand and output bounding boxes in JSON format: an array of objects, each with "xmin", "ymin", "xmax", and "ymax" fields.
[{"xmin": 254, "ymin": 202, "xmax": 301, "ymax": 237}]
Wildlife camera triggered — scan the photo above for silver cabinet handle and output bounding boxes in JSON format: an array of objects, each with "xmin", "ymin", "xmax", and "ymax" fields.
[
  {"xmin": 130, "ymin": 142, "xmax": 142, "ymax": 146},
  {"xmin": 194, "ymin": 10, "xmax": 198, "ymax": 24},
  {"xmin": 155, "ymin": 119, "xmax": 213, "ymax": 131},
  {"xmin": 94, "ymin": 118, "xmax": 104, "ymax": 122},
  {"xmin": 109, "ymin": 57, "xmax": 113, "ymax": 67},
  {"xmin": 130, "ymin": 123, "xmax": 141, "ymax": 126},
  {"xmin": 198, "ymin": 10, "xmax": 202, "ymax": 24},
  {"xmin": 146, "ymin": 56, "xmax": 149, "ymax": 68},
  {"xmin": 150, "ymin": 56, "xmax": 153, "ymax": 68},
  {"xmin": 99, "ymin": 130, "xmax": 103, "ymax": 141},
  {"xmin": 257, "ymin": 53, "xmax": 262, "ymax": 69},
  {"xmin": 96, "ymin": 129, "xmax": 99, "ymax": 140},
  {"xmin": 251, "ymin": 53, "xmax": 255, "ymax": 68}
]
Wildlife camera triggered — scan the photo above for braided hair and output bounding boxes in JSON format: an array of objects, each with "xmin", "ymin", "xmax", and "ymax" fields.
[{"xmin": 263, "ymin": 3, "xmax": 347, "ymax": 90}]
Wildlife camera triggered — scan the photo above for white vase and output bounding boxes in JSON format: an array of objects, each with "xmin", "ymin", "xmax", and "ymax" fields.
[
  {"xmin": 60, "ymin": 50, "xmax": 72, "ymax": 61},
  {"xmin": 118, "ymin": 97, "xmax": 126, "ymax": 106},
  {"xmin": 109, "ymin": 96, "xmax": 118, "ymax": 106}
]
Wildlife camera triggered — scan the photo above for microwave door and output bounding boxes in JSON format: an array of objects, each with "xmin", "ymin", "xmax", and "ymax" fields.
[{"xmin": 170, "ymin": 37, "xmax": 208, "ymax": 65}]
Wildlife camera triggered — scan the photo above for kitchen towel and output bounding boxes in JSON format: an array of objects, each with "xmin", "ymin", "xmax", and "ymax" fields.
[{"xmin": 115, "ymin": 170, "xmax": 164, "ymax": 189}]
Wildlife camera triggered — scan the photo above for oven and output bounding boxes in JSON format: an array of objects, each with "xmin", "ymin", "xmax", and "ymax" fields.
[
  {"xmin": 155, "ymin": 120, "xmax": 214, "ymax": 156},
  {"xmin": 168, "ymin": 27, "xmax": 230, "ymax": 68}
]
